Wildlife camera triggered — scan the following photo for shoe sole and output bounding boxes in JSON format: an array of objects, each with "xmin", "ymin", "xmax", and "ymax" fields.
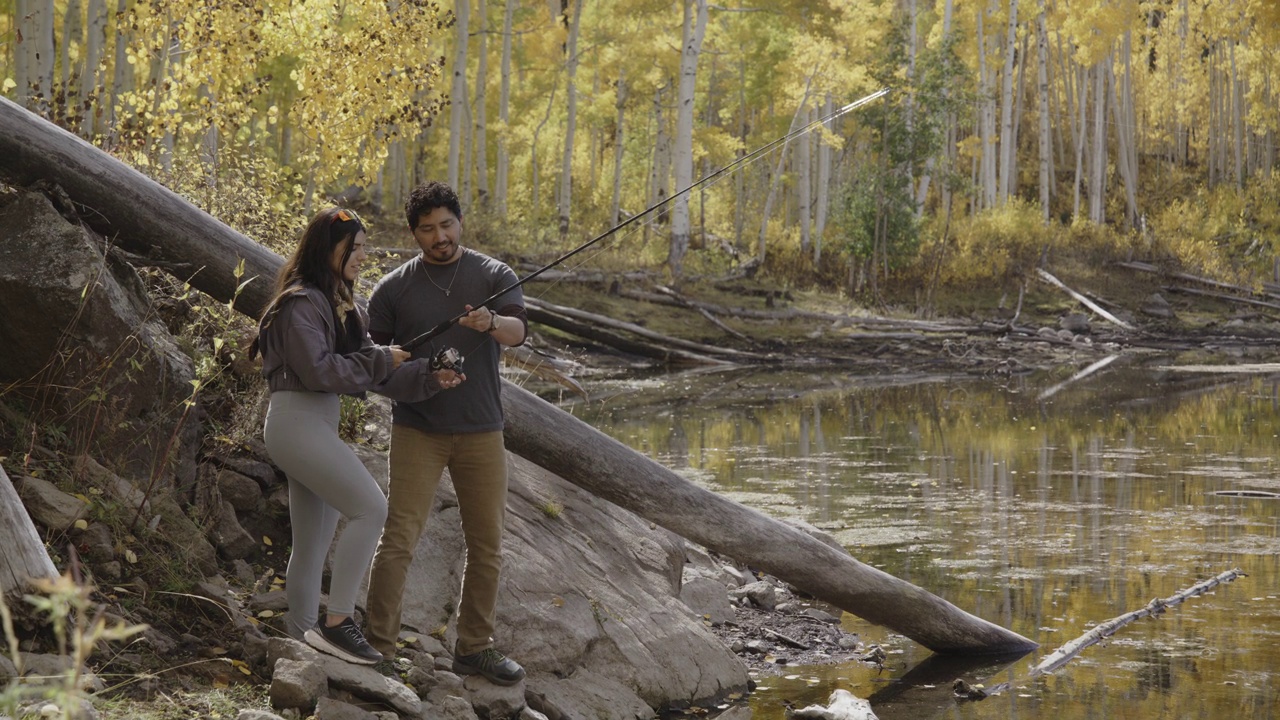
[
  {"xmin": 450, "ymin": 662, "xmax": 524, "ymax": 686},
  {"xmin": 303, "ymin": 628, "xmax": 382, "ymax": 665}
]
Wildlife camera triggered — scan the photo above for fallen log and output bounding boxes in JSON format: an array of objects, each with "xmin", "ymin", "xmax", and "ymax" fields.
[
  {"xmin": 526, "ymin": 300, "xmax": 731, "ymax": 366},
  {"xmin": 1165, "ymin": 285, "xmax": 1280, "ymax": 311},
  {"xmin": 1035, "ymin": 268, "xmax": 1135, "ymax": 330},
  {"xmin": 527, "ymin": 297, "xmax": 766, "ymax": 361},
  {"xmin": 0, "ymin": 467, "xmax": 60, "ymax": 593},
  {"xmin": 0, "ymin": 97, "xmax": 282, "ymax": 318},
  {"xmin": 501, "ymin": 381, "xmax": 1039, "ymax": 655}
]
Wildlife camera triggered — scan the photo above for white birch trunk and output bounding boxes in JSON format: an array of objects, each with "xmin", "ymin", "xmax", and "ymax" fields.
[
  {"xmin": 815, "ymin": 94, "xmax": 832, "ymax": 264},
  {"xmin": 1072, "ymin": 63, "xmax": 1085, "ymax": 221},
  {"xmin": 557, "ymin": 0, "xmax": 583, "ymax": 239},
  {"xmin": 448, "ymin": 0, "xmax": 470, "ymax": 191},
  {"xmin": 14, "ymin": 0, "xmax": 30, "ymax": 106},
  {"xmin": 668, "ymin": 0, "xmax": 708, "ymax": 277},
  {"xmin": 650, "ymin": 85, "xmax": 670, "ymax": 221},
  {"xmin": 473, "ymin": 0, "xmax": 489, "ymax": 205},
  {"xmin": 29, "ymin": 0, "xmax": 56, "ymax": 111},
  {"xmin": 1089, "ymin": 62, "xmax": 1106, "ymax": 224},
  {"xmin": 757, "ymin": 79, "xmax": 812, "ymax": 263},
  {"xmin": 1036, "ymin": 0, "xmax": 1051, "ymax": 222},
  {"xmin": 1230, "ymin": 41, "xmax": 1244, "ymax": 187},
  {"xmin": 610, "ymin": 70, "xmax": 627, "ymax": 227},
  {"xmin": 997, "ymin": 0, "xmax": 1018, "ymax": 204},
  {"xmin": 81, "ymin": 0, "xmax": 107, "ymax": 136},
  {"xmin": 495, "ymin": 0, "xmax": 514, "ymax": 217},
  {"xmin": 59, "ymin": 0, "xmax": 84, "ymax": 111},
  {"xmin": 977, "ymin": 1, "xmax": 997, "ymax": 211},
  {"xmin": 797, "ymin": 103, "xmax": 811, "ymax": 254},
  {"xmin": 1108, "ymin": 55, "xmax": 1136, "ymax": 228},
  {"xmin": 107, "ymin": 0, "xmax": 131, "ymax": 135}
]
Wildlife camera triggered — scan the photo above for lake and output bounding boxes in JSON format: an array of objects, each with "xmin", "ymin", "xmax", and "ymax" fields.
[{"xmin": 561, "ymin": 362, "xmax": 1280, "ymax": 720}]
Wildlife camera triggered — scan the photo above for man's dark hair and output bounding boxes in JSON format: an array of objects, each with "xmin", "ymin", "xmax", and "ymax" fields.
[{"xmin": 405, "ymin": 182, "xmax": 463, "ymax": 229}]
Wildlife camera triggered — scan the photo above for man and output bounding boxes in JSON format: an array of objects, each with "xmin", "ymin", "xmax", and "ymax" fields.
[{"xmin": 365, "ymin": 181, "xmax": 528, "ymax": 685}]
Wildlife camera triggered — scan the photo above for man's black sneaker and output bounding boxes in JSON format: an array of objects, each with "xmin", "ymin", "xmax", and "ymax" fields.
[
  {"xmin": 451, "ymin": 648, "xmax": 526, "ymax": 686},
  {"xmin": 303, "ymin": 618, "xmax": 383, "ymax": 665}
]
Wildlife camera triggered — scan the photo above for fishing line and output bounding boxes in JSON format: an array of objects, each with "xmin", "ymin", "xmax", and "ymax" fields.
[{"xmin": 402, "ymin": 86, "xmax": 891, "ymax": 353}]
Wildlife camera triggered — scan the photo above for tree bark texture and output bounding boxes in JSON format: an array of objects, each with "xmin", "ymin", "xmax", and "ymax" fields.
[
  {"xmin": 0, "ymin": 467, "xmax": 59, "ymax": 594},
  {"xmin": 0, "ymin": 96, "xmax": 283, "ymax": 319},
  {"xmin": 500, "ymin": 381, "xmax": 1038, "ymax": 655}
]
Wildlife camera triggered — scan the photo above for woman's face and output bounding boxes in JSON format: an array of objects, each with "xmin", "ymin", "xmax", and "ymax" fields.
[{"xmin": 330, "ymin": 230, "xmax": 367, "ymax": 283}]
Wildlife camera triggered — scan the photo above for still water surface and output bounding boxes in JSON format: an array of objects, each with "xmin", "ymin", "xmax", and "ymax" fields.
[{"xmin": 564, "ymin": 364, "xmax": 1280, "ymax": 720}]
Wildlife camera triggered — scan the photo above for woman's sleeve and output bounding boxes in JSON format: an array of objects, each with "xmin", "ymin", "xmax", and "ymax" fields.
[
  {"xmin": 280, "ymin": 297, "xmax": 395, "ymax": 394},
  {"xmin": 372, "ymin": 359, "xmax": 443, "ymax": 403}
]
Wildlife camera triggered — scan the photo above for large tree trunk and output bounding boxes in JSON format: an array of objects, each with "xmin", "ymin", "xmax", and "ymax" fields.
[
  {"xmin": 0, "ymin": 96, "xmax": 282, "ymax": 318},
  {"xmin": 0, "ymin": 98, "xmax": 1034, "ymax": 655},
  {"xmin": 500, "ymin": 382, "xmax": 1038, "ymax": 655},
  {"xmin": 495, "ymin": 0, "xmax": 515, "ymax": 217},
  {"xmin": 1, "ymin": 467, "xmax": 59, "ymax": 594},
  {"xmin": 447, "ymin": 0, "xmax": 470, "ymax": 190},
  {"xmin": 557, "ymin": 0, "xmax": 583, "ymax": 240},
  {"xmin": 668, "ymin": 0, "xmax": 708, "ymax": 277}
]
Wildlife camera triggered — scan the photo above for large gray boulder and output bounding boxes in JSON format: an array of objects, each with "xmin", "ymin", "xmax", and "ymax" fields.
[
  {"xmin": 362, "ymin": 451, "xmax": 749, "ymax": 717},
  {"xmin": 0, "ymin": 186, "xmax": 199, "ymax": 491}
]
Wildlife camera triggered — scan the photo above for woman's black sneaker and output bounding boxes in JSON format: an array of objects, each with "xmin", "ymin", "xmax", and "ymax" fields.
[
  {"xmin": 303, "ymin": 618, "xmax": 383, "ymax": 665},
  {"xmin": 451, "ymin": 648, "xmax": 526, "ymax": 685}
]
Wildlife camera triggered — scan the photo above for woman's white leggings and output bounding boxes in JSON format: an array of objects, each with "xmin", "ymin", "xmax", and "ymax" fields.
[{"xmin": 264, "ymin": 391, "xmax": 387, "ymax": 640}]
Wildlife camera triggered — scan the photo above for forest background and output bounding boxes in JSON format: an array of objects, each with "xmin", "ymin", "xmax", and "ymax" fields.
[
  {"xmin": 6, "ymin": 0, "xmax": 1280, "ymax": 305},
  {"xmin": 3, "ymin": 0, "xmax": 1280, "ymax": 716}
]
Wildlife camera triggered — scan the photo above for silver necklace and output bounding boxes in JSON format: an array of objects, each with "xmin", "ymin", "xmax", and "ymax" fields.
[{"xmin": 422, "ymin": 257, "xmax": 462, "ymax": 296}]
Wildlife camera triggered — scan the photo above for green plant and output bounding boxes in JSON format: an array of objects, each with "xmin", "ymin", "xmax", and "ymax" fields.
[
  {"xmin": 1, "ymin": 571, "xmax": 147, "ymax": 720},
  {"xmin": 538, "ymin": 500, "xmax": 564, "ymax": 519}
]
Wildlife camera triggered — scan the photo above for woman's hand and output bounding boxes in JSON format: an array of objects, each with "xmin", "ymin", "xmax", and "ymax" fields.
[
  {"xmin": 389, "ymin": 346, "xmax": 410, "ymax": 368},
  {"xmin": 434, "ymin": 368, "xmax": 466, "ymax": 389}
]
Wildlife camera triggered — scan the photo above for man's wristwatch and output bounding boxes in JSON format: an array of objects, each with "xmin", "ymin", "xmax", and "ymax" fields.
[{"xmin": 486, "ymin": 313, "xmax": 501, "ymax": 333}]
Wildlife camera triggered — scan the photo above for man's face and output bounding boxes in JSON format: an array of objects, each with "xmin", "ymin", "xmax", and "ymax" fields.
[{"xmin": 412, "ymin": 206, "xmax": 463, "ymax": 264}]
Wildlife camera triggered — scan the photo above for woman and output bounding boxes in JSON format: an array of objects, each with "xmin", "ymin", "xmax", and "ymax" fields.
[{"xmin": 253, "ymin": 207, "xmax": 462, "ymax": 664}]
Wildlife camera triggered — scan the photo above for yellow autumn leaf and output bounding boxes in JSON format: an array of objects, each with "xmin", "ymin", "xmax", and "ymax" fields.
[
  {"xmin": 124, "ymin": 548, "xmax": 137, "ymax": 564},
  {"xmin": 2, "ymin": 78, "xmax": 15, "ymax": 91},
  {"xmin": 74, "ymin": 519, "xmax": 89, "ymax": 530},
  {"xmin": 262, "ymin": 536, "xmax": 273, "ymax": 546}
]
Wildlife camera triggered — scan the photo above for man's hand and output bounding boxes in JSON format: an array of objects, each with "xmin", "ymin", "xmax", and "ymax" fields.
[
  {"xmin": 459, "ymin": 304, "xmax": 496, "ymax": 333},
  {"xmin": 434, "ymin": 368, "xmax": 466, "ymax": 389}
]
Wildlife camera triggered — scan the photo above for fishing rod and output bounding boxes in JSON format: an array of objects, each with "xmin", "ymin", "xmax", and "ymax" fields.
[{"xmin": 401, "ymin": 86, "xmax": 891, "ymax": 353}]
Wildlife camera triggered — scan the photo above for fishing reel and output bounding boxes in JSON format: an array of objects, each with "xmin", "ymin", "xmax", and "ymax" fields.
[{"xmin": 430, "ymin": 346, "xmax": 464, "ymax": 374}]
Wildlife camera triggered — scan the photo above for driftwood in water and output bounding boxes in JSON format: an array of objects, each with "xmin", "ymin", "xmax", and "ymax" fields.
[
  {"xmin": 974, "ymin": 568, "xmax": 1246, "ymax": 698},
  {"xmin": 0, "ymin": 97, "xmax": 282, "ymax": 318},
  {"xmin": 500, "ymin": 381, "xmax": 1038, "ymax": 654},
  {"xmin": 525, "ymin": 297, "xmax": 756, "ymax": 365},
  {"xmin": 0, "ymin": 467, "xmax": 59, "ymax": 593},
  {"xmin": 1166, "ymin": 285, "xmax": 1280, "ymax": 312},
  {"xmin": 618, "ymin": 287, "xmax": 979, "ymax": 335},
  {"xmin": 653, "ymin": 285, "xmax": 751, "ymax": 342},
  {"xmin": 526, "ymin": 299, "xmax": 728, "ymax": 366},
  {"xmin": 1035, "ymin": 268, "xmax": 1135, "ymax": 330}
]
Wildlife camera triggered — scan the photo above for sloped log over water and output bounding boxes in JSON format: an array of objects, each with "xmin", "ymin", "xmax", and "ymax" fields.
[
  {"xmin": 0, "ymin": 97, "xmax": 281, "ymax": 318},
  {"xmin": 500, "ymin": 381, "xmax": 1038, "ymax": 655}
]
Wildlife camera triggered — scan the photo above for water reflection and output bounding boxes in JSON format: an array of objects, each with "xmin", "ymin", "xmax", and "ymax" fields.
[{"xmin": 566, "ymin": 365, "xmax": 1280, "ymax": 719}]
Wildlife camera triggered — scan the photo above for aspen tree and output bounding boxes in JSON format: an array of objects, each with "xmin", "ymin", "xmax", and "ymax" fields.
[
  {"xmin": 448, "ymin": 0, "xmax": 469, "ymax": 191},
  {"xmin": 557, "ymin": 0, "xmax": 583, "ymax": 240},
  {"xmin": 669, "ymin": 0, "xmax": 708, "ymax": 276}
]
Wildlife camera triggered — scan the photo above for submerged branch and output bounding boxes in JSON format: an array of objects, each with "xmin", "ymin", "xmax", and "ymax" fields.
[{"xmin": 971, "ymin": 568, "xmax": 1247, "ymax": 700}]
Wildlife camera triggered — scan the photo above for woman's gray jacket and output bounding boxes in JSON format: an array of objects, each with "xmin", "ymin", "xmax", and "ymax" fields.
[{"xmin": 257, "ymin": 286, "xmax": 441, "ymax": 402}]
